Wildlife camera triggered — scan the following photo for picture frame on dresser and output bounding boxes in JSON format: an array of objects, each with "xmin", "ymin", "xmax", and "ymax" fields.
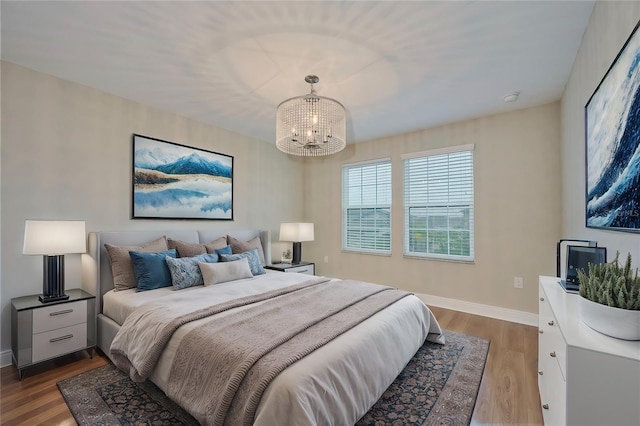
[
  {"xmin": 585, "ymin": 20, "xmax": 640, "ymax": 232},
  {"xmin": 132, "ymin": 134, "xmax": 234, "ymax": 220}
]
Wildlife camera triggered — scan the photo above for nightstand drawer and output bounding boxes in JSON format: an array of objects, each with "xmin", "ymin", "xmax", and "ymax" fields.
[
  {"xmin": 32, "ymin": 323, "xmax": 87, "ymax": 362},
  {"xmin": 287, "ymin": 265, "xmax": 314, "ymax": 274},
  {"xmin": 32, "ymin": 300, "xmax": 87, "ymax": 333}
]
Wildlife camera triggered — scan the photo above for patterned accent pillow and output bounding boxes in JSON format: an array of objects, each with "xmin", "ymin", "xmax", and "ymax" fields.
[
  {"xmin": 220, "ymin": 248, "xmax": 265, "ymax": 275},
  {"xmin": 200, "ymin": 258, "xmax": 253, "ymax": 285},
  {"xmin": 104, "ymin": 236, "xmax": 169, "ymax": 291},
  {"xmin": 129, "ymin": 249, "xmax": 177, "ymax": 292},
  {"xmin": 227, "ymin": 235, "xmax": 266, "ymax": 265},
  {"xmin": 165, "ymin": 253, "xmax": 218, "ymax": 290}
]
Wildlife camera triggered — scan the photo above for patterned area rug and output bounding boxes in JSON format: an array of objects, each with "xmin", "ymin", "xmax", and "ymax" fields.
[{"xmin": 58, "ymin": 330, "xmax": 488, "ymax": 426}]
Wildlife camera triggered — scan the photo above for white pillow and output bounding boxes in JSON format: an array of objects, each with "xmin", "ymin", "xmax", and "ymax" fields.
[{"xmin": 199, "ymin": 258, "xmax": 253, "ymax": 285}]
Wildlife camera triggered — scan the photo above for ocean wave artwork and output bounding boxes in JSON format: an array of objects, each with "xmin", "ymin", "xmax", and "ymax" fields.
[
  {"xmin": 586, "ymin": 23, "xmax": 640, "ymax": 232},
  {"xmin": 132, "ymin": 134, "xmax": 233, "ymax": 219}
]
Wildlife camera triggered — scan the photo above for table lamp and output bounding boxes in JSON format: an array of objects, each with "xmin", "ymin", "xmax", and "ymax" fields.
[
  {"xmin": 279, "ymin": 223, "xmax": 314, "ymax": 264},
  {"xmin": 23, "ymin": 220, "xmax": 86, "ymax": 303}
]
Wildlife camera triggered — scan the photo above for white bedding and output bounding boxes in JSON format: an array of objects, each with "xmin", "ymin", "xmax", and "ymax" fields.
[{"xmin": 105, "ymin": 271, "xmax": 444, "ymax": 426}]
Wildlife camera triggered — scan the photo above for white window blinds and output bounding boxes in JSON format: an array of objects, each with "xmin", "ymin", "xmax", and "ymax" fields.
[
  {"xmin": 342, "ymin": 159, "xmax": 392, "ymax": 254},
  {"xmin": 403, "ymin": 145, "xmax": 474, "ymax": 261}
]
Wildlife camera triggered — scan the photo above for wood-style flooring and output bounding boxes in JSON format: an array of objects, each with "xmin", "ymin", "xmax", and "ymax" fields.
[{"xmin": 0, "ymin": 307, "xmax": 542, "ymax": 425}]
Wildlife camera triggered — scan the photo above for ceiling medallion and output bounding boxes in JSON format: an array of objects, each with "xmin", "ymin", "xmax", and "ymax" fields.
[{"xmin": 276, "ymin": 75, "xmax": 346, "ymax": 156}]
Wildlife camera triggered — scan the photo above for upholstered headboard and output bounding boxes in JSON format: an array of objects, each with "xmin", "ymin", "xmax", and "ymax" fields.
[{"xmin": 84, "ymin": 229, "xmax": 271, "ymax": 315}]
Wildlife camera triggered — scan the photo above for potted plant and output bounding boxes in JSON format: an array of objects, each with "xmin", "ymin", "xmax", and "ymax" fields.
[{"xmin": 577, "ymin": 252, "xmax": 640, "ymax": 340}]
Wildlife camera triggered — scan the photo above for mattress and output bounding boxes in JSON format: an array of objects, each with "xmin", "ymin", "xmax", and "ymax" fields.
[{"xmin": 105, "ymin": 271, "xmax": 444, "ymax": 425}]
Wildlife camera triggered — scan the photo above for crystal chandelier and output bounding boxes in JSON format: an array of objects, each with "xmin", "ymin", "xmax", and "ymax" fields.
[{"xmin": 276, "ymin": 75, "xmax": 346, "ymax": 156}]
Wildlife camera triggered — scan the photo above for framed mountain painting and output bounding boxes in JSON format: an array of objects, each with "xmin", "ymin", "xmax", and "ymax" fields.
[
  {"xmin": 132, "ymin": 134, "xmax": 233, "ymax": 220},
  {"xmin": 585, "ymin": 21, "xmax": 640, "ymax": 232}
]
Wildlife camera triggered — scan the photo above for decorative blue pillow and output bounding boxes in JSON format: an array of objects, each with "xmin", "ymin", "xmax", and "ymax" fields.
[
  {"xmin": 220, "ymin": 248, "xmax": 265, "ymax": 275},
  {"xmin": 165, "ymin": 253, "xmax": 218, "ymax": 290},
  {"xmin": 215, "ymin": 245, "xmax": 233, "ymax": 255},
  {"xmin": 129, "ymin": 249, "xmax": 177, "ymax": 292}
]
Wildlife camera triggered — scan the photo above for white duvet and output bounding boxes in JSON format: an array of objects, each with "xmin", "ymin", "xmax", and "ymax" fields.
[{"xmin": 105, "ymin": 271, "xmax": 444, "ymax": 426}]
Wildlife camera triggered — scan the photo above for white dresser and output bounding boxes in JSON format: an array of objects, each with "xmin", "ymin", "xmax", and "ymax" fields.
[{"xmin": 538, "ymin": 276, "xmax": 640, "ymax": 426}]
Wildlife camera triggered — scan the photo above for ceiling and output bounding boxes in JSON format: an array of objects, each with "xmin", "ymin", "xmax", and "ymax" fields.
[{"xmin": 1, "ymin": 1, "xmax": 595, "ymax": 145}]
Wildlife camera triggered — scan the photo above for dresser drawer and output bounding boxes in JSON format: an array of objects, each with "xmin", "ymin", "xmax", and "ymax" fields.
[
  {"xmin": 32, "ymin": 323, "xmax": 87, "ymax": 362},
  {"xmin": 32, "ymin": 300, "xmax": 87, "ymax": 333},
  {"xmin": 540, "ymin": 355, "xmax": 567, "ymax": 426}
]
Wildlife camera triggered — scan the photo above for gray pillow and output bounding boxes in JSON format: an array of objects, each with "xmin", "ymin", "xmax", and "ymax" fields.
[
  {"xmin": 220, "ymin": 248, "xmax": 265, "ymax": 275},
  {"xmin": 200, "ymin": 258, "xmax": 253, "ymax": 285},
  {"xmin": 104, "ymin": 236, "xmax": 168, "ymax": 291},
  {"xmin": 167, "ymin": 239, "xmax": 208, "ymax": 258},
  {"xmin": 166, "ymin": 253, "xmax": 218, "ymax": 290}
]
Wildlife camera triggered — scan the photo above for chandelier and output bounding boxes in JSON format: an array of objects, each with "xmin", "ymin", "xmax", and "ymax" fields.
[{"xmin": 276, "ymin": 75, "xmax": 346, "ymax": 157}]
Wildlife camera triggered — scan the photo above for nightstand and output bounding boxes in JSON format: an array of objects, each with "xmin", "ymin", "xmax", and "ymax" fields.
[
  {"xmin": 11, "ymin": 289, "xmax": 96, "ymax": 379},
  {"xmin": 265, "ymin": 261, "xmax": 315, "ymax": 275}
]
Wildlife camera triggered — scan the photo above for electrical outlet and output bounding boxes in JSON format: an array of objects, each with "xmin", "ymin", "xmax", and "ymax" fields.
[
  {"xmin": 514, "ymin": 277, "xmax": 524, "ymax": 289},
  {"xmin": 324, "ymin": 255, "xmax": 329, "ymax": 263}
]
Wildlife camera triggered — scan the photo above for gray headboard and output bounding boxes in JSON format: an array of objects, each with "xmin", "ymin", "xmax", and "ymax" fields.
[{"xmin": 84, "ymin": 229, "xmax": 271, "ymax": 314}]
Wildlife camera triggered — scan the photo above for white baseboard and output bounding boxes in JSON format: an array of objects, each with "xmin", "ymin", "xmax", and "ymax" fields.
[
  {"xmin": 1, "ymin": 349, "xmax": 13, "ymax": 368},
  {"xmin": 416, "ymin": 293, "xmax": 538, "ymax": 326}
]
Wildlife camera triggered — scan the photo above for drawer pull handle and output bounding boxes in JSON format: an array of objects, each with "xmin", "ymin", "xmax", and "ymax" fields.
[
  {"xmin": 538, "ymin": 329, "xmax": 544, "ymax": 334},
  {"xmin": 548, "ymin": 320, "xmax": 554, "ymax": 326},
  {"xmin": 538, "ymin": 370, "xmax": 543, "ymax": 375},
  {"xmin": 50, "ymin": 334, "xmax": 73, "ymax": 343},
  {"xmin": 50, "ymin": 309, "xmax": 73, "ymax": 316},
  {"xmin": 542, "ymin": 404, "xmax": 549, "ymax": 410},
  {"xmin": 540, "ymin": 297, "xmax": 545, "ymax": 301},
  {"xmin": 550, "ymin": 351, "xmax": 556, "ymax": 358}
]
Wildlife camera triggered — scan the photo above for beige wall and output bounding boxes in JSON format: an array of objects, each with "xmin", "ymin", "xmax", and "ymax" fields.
[
  {"xmin": 303, "ymin": 103, "xmax": 562, "ymax": 314},
  {"xmin": 561, "ymin": 1, "xmax": 640, "ymax": 265},
  {"xmin": 0, "ymin": 61, "xmax": 305, "ymax": 353}
]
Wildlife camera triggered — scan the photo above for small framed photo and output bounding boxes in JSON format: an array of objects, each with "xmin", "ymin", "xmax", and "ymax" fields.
[{"xmin": 281, "ymin": 249, "xmax": 292, "ymax": 264}]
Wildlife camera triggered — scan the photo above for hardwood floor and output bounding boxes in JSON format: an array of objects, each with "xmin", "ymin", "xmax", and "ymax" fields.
[
  {"xmin": 0, "ymin": 308, "xmax": 543, "ymax": 425},
  {"xmin": 429, "ymin": 306, "xmax": 544, "ymax": 426}
]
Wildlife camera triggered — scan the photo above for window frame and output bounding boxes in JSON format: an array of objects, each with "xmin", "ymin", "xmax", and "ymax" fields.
[
  {"xmin": 341, "ymin": 158, "xmax": 392, "ymax": 255},
  {"xmin": 402, "ymin": 144, "xmax": 475, "ymax": 262}
]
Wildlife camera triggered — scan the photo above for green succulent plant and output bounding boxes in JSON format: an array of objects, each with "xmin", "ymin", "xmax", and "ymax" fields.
[{"xmin": 577, "ymin": 251, "xmax": 640, "ymax": 310}]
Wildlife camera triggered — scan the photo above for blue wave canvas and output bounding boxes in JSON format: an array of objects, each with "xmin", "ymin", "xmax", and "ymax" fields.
[
  {"xmin": 132, "ymin": 134, "xmax": 233, "ymax": 219},
  {"xmin": 586, "ymin": 23, "xmax": 640, "ymax": 232}
]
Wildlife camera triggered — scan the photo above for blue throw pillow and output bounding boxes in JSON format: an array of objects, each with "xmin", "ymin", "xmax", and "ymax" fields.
[
  {"xmin": 165, "ymin": 253, "xmax": 218, "ymax": 290},
  {"xmin": 215, "ymin": 245, "xmax": 233, "ymax": 255},
  {"xmin": 220, "ymin": 248, "xmax": 265, "ymax": 275},
  {"xmin": 129, "ymin": 249, "xmax": 177, "ymax": 292}
]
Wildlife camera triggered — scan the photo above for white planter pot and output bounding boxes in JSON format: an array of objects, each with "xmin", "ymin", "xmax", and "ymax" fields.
[{"xmin": 579, "ymin": 296, "xmax": 640, "ymax": 340}]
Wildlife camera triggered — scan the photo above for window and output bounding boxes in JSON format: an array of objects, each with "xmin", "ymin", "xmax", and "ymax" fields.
[
  {"xmin": 403, "ymin": 145, "xmax": 474, "ymax": 261},
  {"xmin": 342, "ymin": 159, "xmax": 392, "ymax": 254}
]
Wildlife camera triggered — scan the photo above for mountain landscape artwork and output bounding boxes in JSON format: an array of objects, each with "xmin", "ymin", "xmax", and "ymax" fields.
[
  {"xmin": 132, "ymin": 134, "xmax": 233, "ymax": 219},
  {"xmin": 586, "ymin": 22, "xmax": 640, "ymax": 232}
]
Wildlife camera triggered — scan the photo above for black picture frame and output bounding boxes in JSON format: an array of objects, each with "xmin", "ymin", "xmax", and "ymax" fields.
[
  {"xmin": 132, "ymin": 134, "xmax": 233, "ymax": 220},
  {"xmin": 585, "ymin": 20, "xmax": 640, "ymax": 232}
]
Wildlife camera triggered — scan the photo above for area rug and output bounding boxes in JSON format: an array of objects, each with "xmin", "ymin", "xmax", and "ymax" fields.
[{"xmin": 57, "ymin": 330, "xmax": 489, "ymax": 426}]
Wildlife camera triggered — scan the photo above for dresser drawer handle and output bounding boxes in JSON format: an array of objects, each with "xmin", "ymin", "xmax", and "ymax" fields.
[
  {"xmin": 538, "ymin": 370, "xmax": 543, "ymax": 375},
  {"xmin": 50, "ymin": 309, "xmax": 73, "ymax": 316},
  {"xmin": 550, "ymin": 351, "xmax": 556, "ymax": 358},
  {"xmin": 540, "ymin": 297, "xmax": 545, "ymax": 301},
  {"xmin": 548, "ymin": 320, "xmax": 554, "ymax": 326},
  {"xmin": 542, "ymin": 404, "xmax": 549, "ymax": 410},
  {"xmin": 49, "ymin": 334, "xmax": 73, "ymax": 343}
]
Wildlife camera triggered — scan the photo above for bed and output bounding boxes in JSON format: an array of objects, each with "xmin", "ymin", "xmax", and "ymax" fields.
[{"xmin": 86, "ymin": 229, "xmax": 444, "ymax": 426}]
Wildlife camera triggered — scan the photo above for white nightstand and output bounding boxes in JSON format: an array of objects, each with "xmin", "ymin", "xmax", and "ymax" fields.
[
  {"xmin": 265, "ymin": 261, "xmax": 315, "ymax": 275},
  {"xmin": 11, "ymin": 289, "xmax": 96, "ymax": 379}
]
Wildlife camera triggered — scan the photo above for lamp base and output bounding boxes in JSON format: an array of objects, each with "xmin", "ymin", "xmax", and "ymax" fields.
[
  {"xmin": 292, "ymin": 242, "xmax": 302, "ymax": 264},
  {"xmin": 39, "ymin": 293, "xmax": 70, "ymax": 303}
]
